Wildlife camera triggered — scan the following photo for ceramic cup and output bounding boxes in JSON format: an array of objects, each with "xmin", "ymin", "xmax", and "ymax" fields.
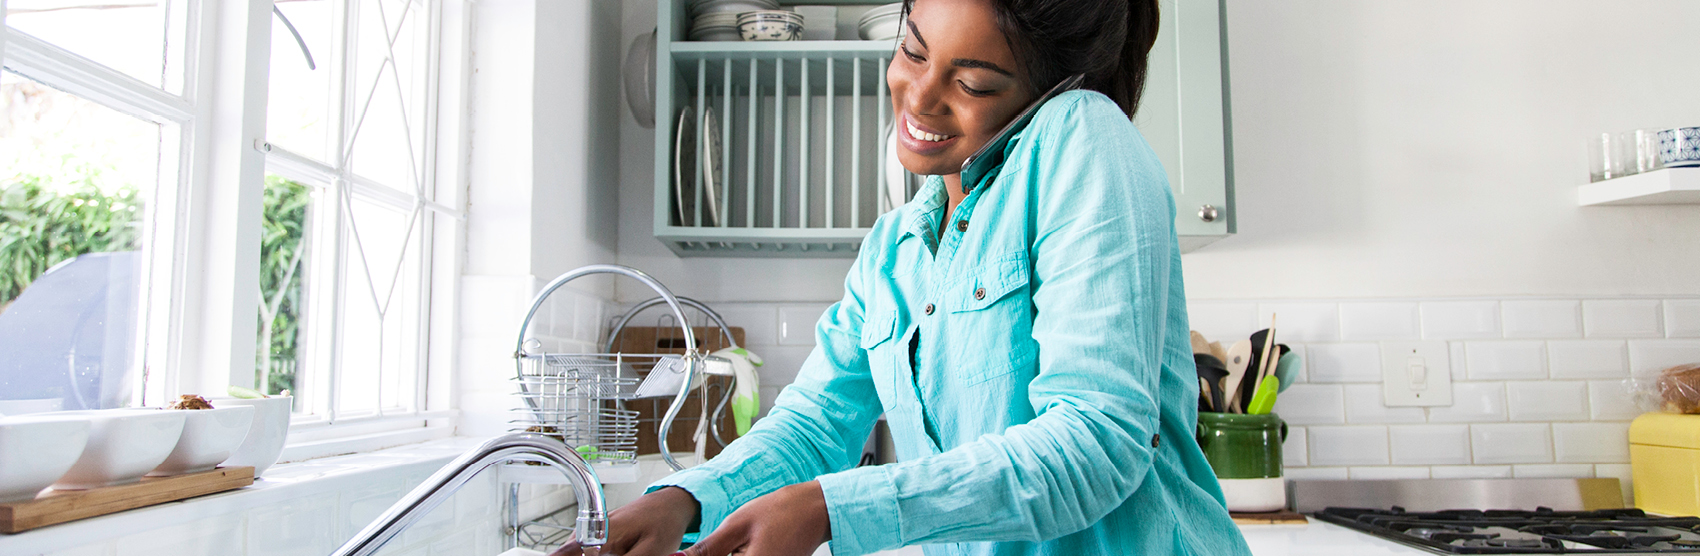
[
  {"xmin": 1657, "ymin": 127, "xmax": 1700, "ymax": 168},
  {"xmin": 210, "ymin": 396, "xmax": 292, "ymax": 477},
  {"xmin": 1197, "ymin": 411, "xmax": 1287, "ymax": 512}
]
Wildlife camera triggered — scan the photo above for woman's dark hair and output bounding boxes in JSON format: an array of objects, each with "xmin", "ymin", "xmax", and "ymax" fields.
[{"xmin": 900, "ymin": 0, "xmax": 1161, "ymax": 118}]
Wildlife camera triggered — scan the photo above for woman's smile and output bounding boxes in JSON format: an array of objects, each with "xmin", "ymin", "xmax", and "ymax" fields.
[{"xmin": 900, "ymin": 114, "xmax": 960, "ymax": 155}]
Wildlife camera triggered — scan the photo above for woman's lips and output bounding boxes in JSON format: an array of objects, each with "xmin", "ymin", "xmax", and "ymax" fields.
[{"xmin": 898, "ymin": 114, "xmax": 959, "ymax": 156}]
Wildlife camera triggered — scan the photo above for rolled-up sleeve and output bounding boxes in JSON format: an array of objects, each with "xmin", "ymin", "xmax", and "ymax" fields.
[
  {"xmin": 812, "ymin": 94, "xmax": 1174, "ymax": 555},
  {"xmin": 648, "ymin": 245, "xmax": 887, "ymax": 533}
]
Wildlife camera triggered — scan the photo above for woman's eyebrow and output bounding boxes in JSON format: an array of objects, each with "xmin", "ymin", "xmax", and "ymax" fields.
[
  {"xmin": 951, "ymin": 58, "xmax": 1013, "ymax": 76},
  {"xmin": 907, "ymin": 20, "xmax": 928, "ymax": 49}
]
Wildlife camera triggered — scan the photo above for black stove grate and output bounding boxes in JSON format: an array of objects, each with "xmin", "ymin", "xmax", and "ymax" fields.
[{"xmin": 1312, "ymin": 507, "xmax": 1700, "ymax": 554}]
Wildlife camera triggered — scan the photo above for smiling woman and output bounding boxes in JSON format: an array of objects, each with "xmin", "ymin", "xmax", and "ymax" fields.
[{"xmin": 555, "ymin": 0, "xmax": 1250, "ymax": 555}]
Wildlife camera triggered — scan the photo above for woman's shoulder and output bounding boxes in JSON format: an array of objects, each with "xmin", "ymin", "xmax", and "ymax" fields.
[
  {"xmin": 1030, "ymin": 90, "xmax": 1139, "ymax": 142},
  {"xmin": 1017, "ymin": 89, "xmax": 1167, "ymax": 192}
]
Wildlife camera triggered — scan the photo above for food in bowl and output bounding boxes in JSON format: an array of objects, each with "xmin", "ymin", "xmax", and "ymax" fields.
[
  {"xmin": 169, "ymin": 394, "xmax": 215, "ymax": 410},
  {"xmin": 53, "ymin": 409, "xmax": 186, "ymax": 490},
  {"xmin": 0, "ymin": 414, "xmax": 91, "ymax": 502},
  {"xmin": 148, "ymin": 405, "xmax": 255, "ymax": 476}
]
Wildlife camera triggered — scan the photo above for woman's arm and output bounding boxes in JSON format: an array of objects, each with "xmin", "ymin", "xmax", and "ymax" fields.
[
  {"xmin": 813, "ymin": 92, "xmax": 1178, "ymax": 555},
  {"xmin": 648, "ymin": 246, "xmax": 888, "ymax": 533}
]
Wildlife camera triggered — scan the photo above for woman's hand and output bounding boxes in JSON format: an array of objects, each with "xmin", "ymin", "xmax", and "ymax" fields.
[
  {"xmin": 682, "ymin": 481, "xmax": 832, "ymax": 556},
  {"xmin": 551, "ymin": 486, "xmax": 700, "ymax": 556}
]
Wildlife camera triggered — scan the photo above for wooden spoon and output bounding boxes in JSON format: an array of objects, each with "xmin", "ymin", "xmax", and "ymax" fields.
[{"xmin": 1190, "ymin": 331, "xmax": 1211, "ymax": 355}]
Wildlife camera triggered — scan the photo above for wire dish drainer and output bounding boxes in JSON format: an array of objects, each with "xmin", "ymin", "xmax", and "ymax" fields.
[{"xmin": 509, "ymin": 265, "xmax": 704, "ymax": 474}]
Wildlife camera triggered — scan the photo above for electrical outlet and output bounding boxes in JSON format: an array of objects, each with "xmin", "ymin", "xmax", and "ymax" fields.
[{"xmin": 1381, "ymin": 341, "xmax": 1453, "ymax": 407}]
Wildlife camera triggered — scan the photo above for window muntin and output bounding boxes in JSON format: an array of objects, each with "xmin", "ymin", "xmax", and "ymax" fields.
[{"xmin": 4, "ymin": 0, "xmax": 185, "ymax": 91}]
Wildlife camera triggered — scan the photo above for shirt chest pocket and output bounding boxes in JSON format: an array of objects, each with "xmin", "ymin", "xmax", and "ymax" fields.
[{"xmin": 947, "ymin": 254, "xmax": 1037, "ymax": 385}]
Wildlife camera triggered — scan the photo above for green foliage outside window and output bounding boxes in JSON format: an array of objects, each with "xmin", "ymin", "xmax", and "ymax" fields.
[
  {"xmin": 0, "ymin": 168, "xmax": 141, "ymax": 308},
  {"xmin": 258, "ymin": 175, "xmax": 312, "ymax": 396}
]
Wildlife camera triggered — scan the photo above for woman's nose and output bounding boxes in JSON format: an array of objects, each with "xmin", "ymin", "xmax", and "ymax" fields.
[{"xmin": 902, "ymin": 67, "xmax": 949, "ymax": 117}]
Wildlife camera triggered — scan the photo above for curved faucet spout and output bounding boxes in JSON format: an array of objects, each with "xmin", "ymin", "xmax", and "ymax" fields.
[{"xmin": 329, "ymin": 433, "xmax": 607, "ymax": 556}]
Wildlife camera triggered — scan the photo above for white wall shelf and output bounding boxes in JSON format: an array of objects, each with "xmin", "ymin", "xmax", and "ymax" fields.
[{"xmin": 1577, "ymin": 167, "xmax": 1700, "ymax": 206}]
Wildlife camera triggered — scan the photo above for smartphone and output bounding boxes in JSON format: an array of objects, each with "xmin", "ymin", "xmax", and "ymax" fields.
[{"xmin": 957, "ymin": 73, "xmax": 1086, "ymax": 193}]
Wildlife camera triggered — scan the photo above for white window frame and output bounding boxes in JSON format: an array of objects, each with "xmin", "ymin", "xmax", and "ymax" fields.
[{"xmin": 2, "ymin": 0, "xmax": 470, "ymax": 458}]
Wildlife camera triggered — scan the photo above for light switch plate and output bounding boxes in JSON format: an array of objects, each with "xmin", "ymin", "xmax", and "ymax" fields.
[{"xmin": 1381, "ymin": 341, "xmax": 1453, "ymax": 407}]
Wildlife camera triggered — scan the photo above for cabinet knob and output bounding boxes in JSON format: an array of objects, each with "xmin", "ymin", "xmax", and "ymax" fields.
[{"xmin": 1197, "ymin": 204, "xmax": 1219, "ymax": 223}]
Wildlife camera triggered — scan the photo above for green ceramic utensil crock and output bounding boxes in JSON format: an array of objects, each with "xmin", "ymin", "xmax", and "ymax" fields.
[{"xmin": 1196, "ymin": 411, "xmax": 1287, "ymax": 479}]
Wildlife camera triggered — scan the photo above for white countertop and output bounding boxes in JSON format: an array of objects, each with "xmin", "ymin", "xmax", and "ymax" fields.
[{"xmin": 1240, "ymin": 520, "xmax": 1438, "ymax": 556}]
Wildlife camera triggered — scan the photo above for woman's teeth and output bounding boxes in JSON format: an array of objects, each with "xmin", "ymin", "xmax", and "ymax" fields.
[{"xmin": 906, "ymin": 120, "xmax": 953, "ymax": 143}]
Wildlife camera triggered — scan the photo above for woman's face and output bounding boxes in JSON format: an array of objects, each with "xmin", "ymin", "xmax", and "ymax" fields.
[{"xmin": 887, "ymin": 0, "xmax": 1035, "ymax": 176}]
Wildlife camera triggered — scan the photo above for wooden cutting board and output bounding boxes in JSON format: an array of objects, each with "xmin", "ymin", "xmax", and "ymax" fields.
[
  {"xmin": 0, "ymin": 466, "xmax": 254, "ymax": 533},
  {"xmin": 1230, "ymin": 509, "xmax": 1309, "ymax": 525}
]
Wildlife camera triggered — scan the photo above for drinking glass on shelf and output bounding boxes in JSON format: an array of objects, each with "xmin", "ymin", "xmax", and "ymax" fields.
[
  {"xmin": 1634, "ymin": 128, "xmax": 1665, "ymax": 174},
  {"xmin": 1587, "ymin": 132, "xmax": 1620, "ymax": 183}
]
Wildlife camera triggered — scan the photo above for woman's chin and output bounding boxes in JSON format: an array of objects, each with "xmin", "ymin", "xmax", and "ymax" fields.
[{"xmin": 896, "ymin": 151, "xmax": 966, "ymax": 177}]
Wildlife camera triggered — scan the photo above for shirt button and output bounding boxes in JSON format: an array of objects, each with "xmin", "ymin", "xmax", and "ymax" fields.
[
  {"xmin": 923, "ymin": 303, "xmax": 935, "ymax": 315},
  {"xmin": 974, "ymin": 288, "xmax": 986, "ymax": 300},
  {"xmin": 1151, "ymin": 433, "xmax": 1161, "ymax": 448},
  {"xmin": 956, "ymin": 220, "xmax": 969, "ymax": 232}
]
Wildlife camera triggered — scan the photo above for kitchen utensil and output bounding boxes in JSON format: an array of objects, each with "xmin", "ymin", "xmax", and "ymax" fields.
[
  {"xmin": 1196, "ymin": 412, "xmax": 1287, "ymax": 512},
  {"xmin": 1209, "ymin": 341, "xmax": 1227, "ymax": 363},
  {"xmin": 1274, "ymin": 349, "xmax": 1299, "ymax": 393},
  {"xmin": 1246, "ymin": 376, "xmax": 1279, "ymax": 415},
  {"xmin": 700, "ymin": 107, "xmax": 724, "ymax": 227},
  {"xmin": 1658, "ymin": 127, "xmax": 1700, "ymax": 168},
  {"xmin": 1199, "ymin": 378, "xmax": 1212, "ymax": 413},
  {"xmin": 673, "ymin": 106, "xmax": 696, "ymax": 225},
  {"xmin": 1222, "ymin": 340, "xmax": 1252, "ymax": 414},
  {"xmin": 688, "ymin": 13, "xmax": 744, "ymax": 42},
  {"xmin": 623, "ymin": 30, "xmax": 656, "ymax": 128},
  {"xmin": 1242, "ymin": 329, "xmax": 1272, "ymax": 413},
  {"xmin": 1195, "ymin": 353, "xmax": 1228, "ymax": 413},
  {"xmin": 1190, "ymin": 331, "xmax": 1210, "ymax": 355}
]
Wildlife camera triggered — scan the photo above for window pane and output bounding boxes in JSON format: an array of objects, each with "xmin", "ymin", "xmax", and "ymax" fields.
[
  {"xmin": 348, "ymin": 0, "xmax": 430, "ymax": 191},
  {"xmin": 6, "ymin": 0, "xmax": 171, "ymax": 88},
  {"xmin": 257, "ymin": 175, "xmax": 315, "ymax": 399},
  {"xmin": 0, "ymin": 70, "xmax": 159, "ymax": 412},
  {"xmin": 266, "ymin": 0, "xmax": 340, "ymax": 163},
  {"xmin": 335, "ymin": 194, "xmax": 423, "ymax": 415}
]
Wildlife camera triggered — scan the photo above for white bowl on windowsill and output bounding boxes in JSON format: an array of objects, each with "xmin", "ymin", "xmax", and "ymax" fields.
[
  {"xmin": 0, "ymin": 414, "xmax": 91, "ymax": 502},
  {"xmin": 147, "ymin": 405, "xmax": 255, "ymax": 477},
  {"xmin": 51, "ymin": 409, "xmax": 186, "ymax": 490},
  {"xmin": 210, "ymin": 396, "xmax": 292, "ymax": 477}
]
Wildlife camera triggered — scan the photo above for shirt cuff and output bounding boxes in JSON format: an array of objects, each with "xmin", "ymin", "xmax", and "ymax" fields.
[
  {"xmin": 817, "ymin": 464, "xmax": 903, "ymax": 556},
  {"xmin": 648, "ymin": 468, "xmax": 735, "ymax": 534}
]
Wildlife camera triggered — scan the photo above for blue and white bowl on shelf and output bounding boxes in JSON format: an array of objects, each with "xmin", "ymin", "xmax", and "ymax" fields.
[
  {"xmin": 738, "ymin": 10, "xmax": 803, "ymax": 41},
  {"xmin": 1658, "ymin": 127, "xmax": 1700, "ymax": 168}
]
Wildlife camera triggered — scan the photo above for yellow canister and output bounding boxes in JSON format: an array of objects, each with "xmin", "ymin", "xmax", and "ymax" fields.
[{"xmin": 1629, "ymin": 412, "xmax": 1700, "ymax": 516}]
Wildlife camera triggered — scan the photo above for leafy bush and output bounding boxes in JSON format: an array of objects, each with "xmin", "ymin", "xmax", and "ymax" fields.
[
  {"xmin": 258, "ymin": 175, "xmax": 312, "ymax": 395},
  {"xmin": 0, "ymin": 170, "xmax": 141, "ymax": 306}
]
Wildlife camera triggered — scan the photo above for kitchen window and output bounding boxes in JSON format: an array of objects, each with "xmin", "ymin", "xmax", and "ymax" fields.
[{"xmin": 2, "ymin": 0, "xmax": 467, "ymax": 453}]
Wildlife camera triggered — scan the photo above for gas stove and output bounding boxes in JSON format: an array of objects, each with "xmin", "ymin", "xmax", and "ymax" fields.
[{"xmin": 1313, "ymin": 507, "xmax": 1700, "ymax": 554}]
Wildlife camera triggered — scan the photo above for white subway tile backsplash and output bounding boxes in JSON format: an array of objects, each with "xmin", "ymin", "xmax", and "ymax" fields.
[
  {"xmin": 1595, "ymin": 464, "xmax": 1636, "ymax": 506},
  {"xmin": 1583, "ymin": 300, "xmax": 1664, "ymax": 338},
  {"xmin": 1588, "ymin": 380, "xmax": 1642, "ymax": 421},
  {"xmin": 1389, "ymin": 425, "xmax": 1471, "ymax": 465},
  {"xmin": 1339, "ymin": 302, "xmax": 1420, "ymax": 341},
  {"xmin": 1284, "ymin": 426, "xmax": 1308, "ymax": 467},
  {"xmin": 1668, "ymin": 300, "xmax": 1700, "ymax": 338},
  {"xmin": 1553, "ymin": 422, "xmax": 1630, "ymax": 463},
  {"xmin": 1343, "ymin": 384, "xmax": 1427, "ymax": 424},
  {"xmin": 1428, "ymin": 382, "xmax": 1507, "ymax": 423},
  {"xmin": 1308, "ymin": 343, "xmax": 1382, "ymax": 383},
  {"xmin": 1547, "ymin": 340, "xmax": 1628, "ymax": 379},
  {"xmin": 1257, "ymin": 303, "xmax": 1340, "ymax": 343},
  {"xmin": 1628, "ymin": 339, "xmax": 1700, "ymax": 374},
  {"xmin": 1430, "ymin": 465, "xmax": 1513, "ymax": 479},
  {"xmin": 1466, "ymin": 341, "xmax": 1548, "ymax": 380},
  {"xmin": 1471, "ymin": 424, "xmax": 1553, "ymax": 464},
  {"xmin": 1421, "ymin": 301, "xmax": 1501, "ymax": 340},
  {"xmin": 1284, "ymin": 467, "xmax": 1350, "ymax": 481},
  {"xmin": 1502, "ymin": 300, "xmax": 1581, "ymax": 339},
  {"xmin": 1309, "ymin": 426, "xmax": 1390, "ymax": 466},
  {"xmin": 777, "ymin": 304, "xmax": 831, "ymax": 346},
  {"xmin": 1272, "ymin": 384, "xmax": 1346, "ymax": 425},
  {"xmin": 1506, "ymin": 381, "xmax": 1588, "ymax": 422},
  {"xmin": 1449, "ymin": 342, "xmax": 1468, "ymax": 381},
  {"xmin": 1512, "ymin": 464, "xmax": 1595, "ymax": 479},
  {"xmin": 1349, "ymin": 466, "xmax": 1431, "ymax": 480},
  {"xmin": 1187, "ymin": 302, "xmax": 1259, "ymax": 344}
]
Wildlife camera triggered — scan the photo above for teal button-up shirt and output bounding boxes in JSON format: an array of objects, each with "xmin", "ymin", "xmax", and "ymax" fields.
[{"xmin": 652, "ymin": 90, "xmax": 1250, "ymax": 556}]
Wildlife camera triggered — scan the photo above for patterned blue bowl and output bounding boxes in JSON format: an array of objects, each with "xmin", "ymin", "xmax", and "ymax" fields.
[{"xmin": 1658, "ymin": 127, "xmax": 1700, "ymax": 168}]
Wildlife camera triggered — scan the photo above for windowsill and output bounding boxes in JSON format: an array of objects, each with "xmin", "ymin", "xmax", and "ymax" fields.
[{"xmin": 0, "ymin": 436, "xmax": 487, "ymax": 554}]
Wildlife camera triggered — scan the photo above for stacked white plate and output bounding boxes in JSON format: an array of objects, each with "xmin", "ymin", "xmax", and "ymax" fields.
[
  {"xmin": 858, "ymin": 3, "xmax": 904, "ymax": 41},
  {"xmin": 688, "ymin": 0, "xmax": 780, "ymax": 41}
]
